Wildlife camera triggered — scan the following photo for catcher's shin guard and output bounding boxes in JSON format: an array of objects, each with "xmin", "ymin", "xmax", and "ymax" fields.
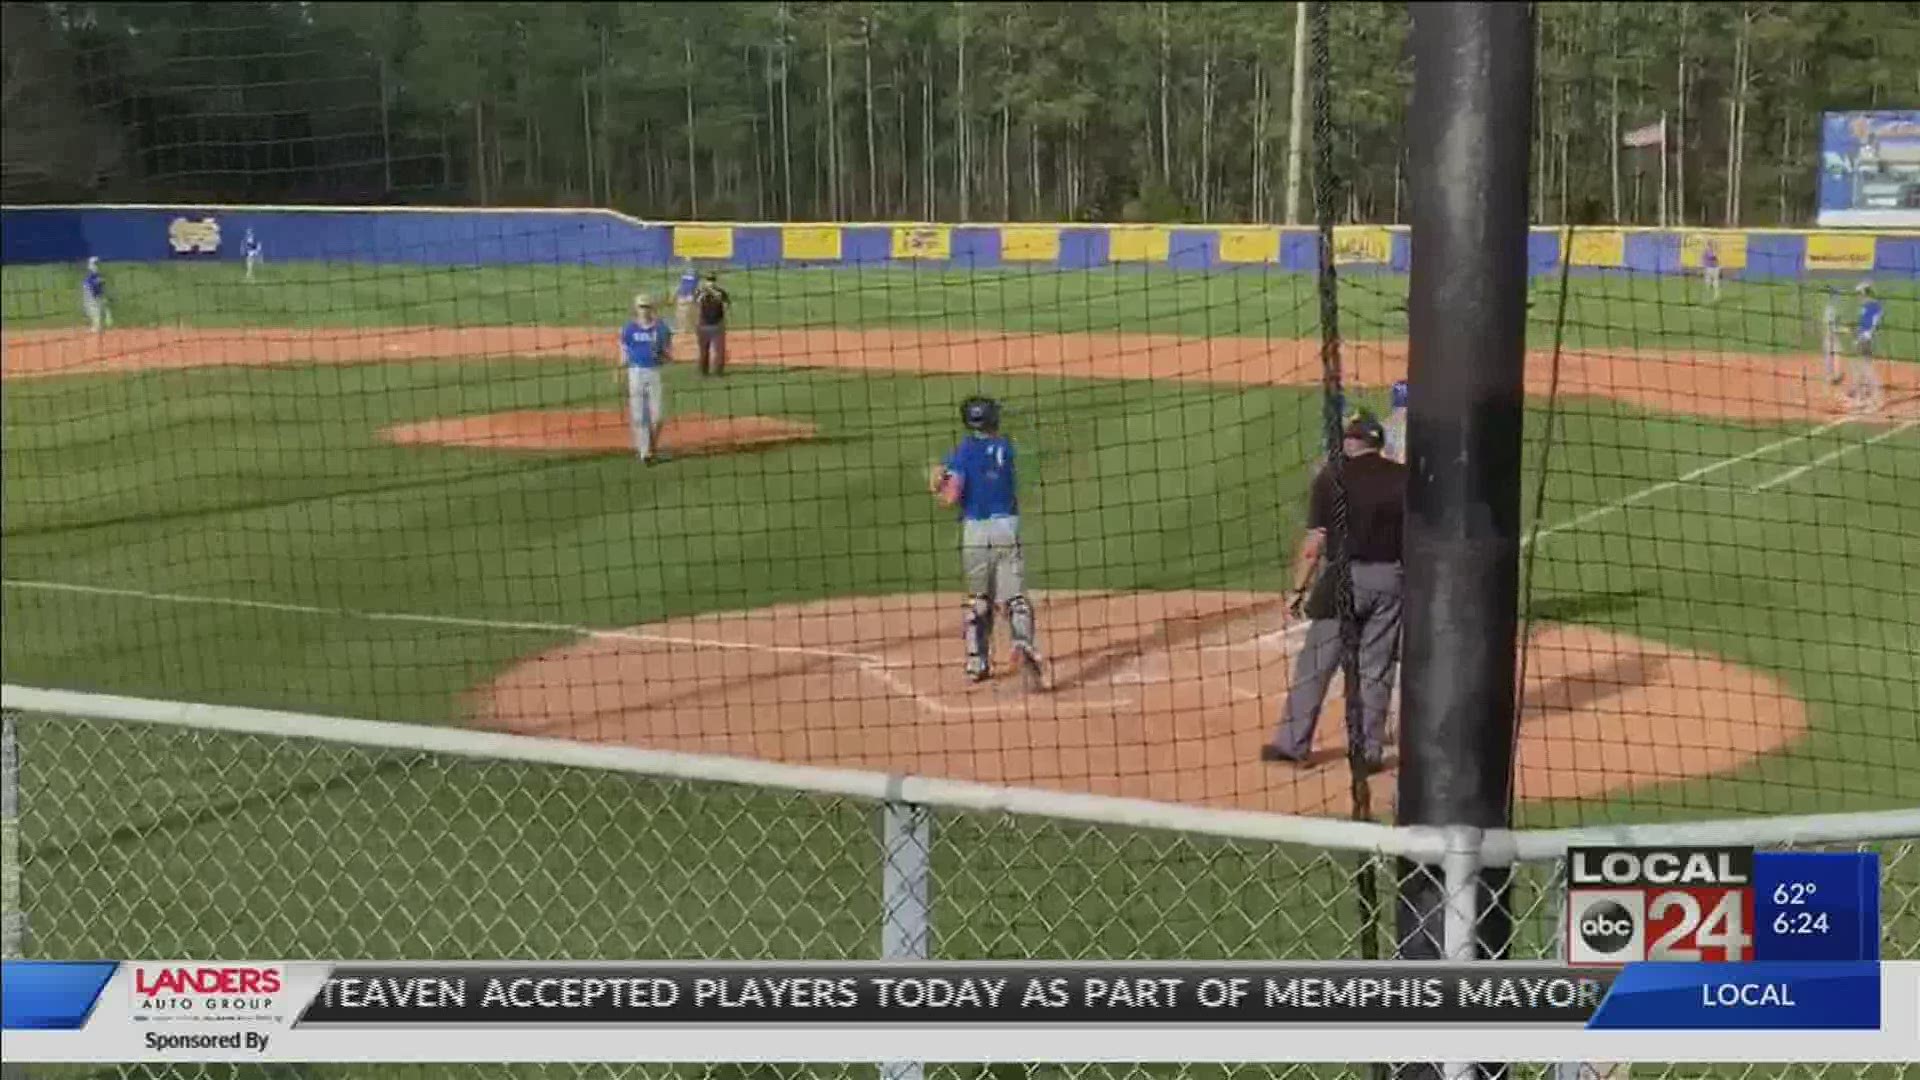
[
  {"xmin": 1006, "ymin": 595, "xmax": 1039, "ymax": 659},
  {"xmin": 1006, "ymin": 595, "xmax": 1047, "ymax": 692},
  {"xmin": 964, "ymin": 596, "xmax": 994, "ymax": 679}
]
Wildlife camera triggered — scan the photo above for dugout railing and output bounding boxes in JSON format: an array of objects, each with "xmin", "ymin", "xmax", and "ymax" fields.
[{"xmin": 3, "ymin": 683, "xmax": 1916, "ymax": 1080}]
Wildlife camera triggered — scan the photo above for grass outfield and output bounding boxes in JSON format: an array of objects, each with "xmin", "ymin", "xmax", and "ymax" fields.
[
  {"xmin": 4, "ymin": 260, "xmax": 1916, "ymax": 360},
  {"xmin": 2, "ymin": 264, "xmax": 1916, "ymax": 1015}
]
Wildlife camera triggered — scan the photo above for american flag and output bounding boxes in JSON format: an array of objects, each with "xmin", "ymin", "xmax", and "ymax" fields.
[{"xmin": 1622, "ymin": 119, "xmax": 1666, "ymax": 148}]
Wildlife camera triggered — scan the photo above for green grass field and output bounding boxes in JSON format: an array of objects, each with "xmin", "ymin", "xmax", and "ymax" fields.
[
  {"xmin": 3, "ymin": 261, "xmax": 1916, "ymax": 1008},
  {"xmin": 5, "ymin": 260, "xmax": 1918, "ymax": 359}
]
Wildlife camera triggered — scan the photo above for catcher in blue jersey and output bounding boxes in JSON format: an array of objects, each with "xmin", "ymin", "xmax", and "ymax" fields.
[{"xmin": 929, "ymin": 396, "xmax": 1048, "ymax": 691}]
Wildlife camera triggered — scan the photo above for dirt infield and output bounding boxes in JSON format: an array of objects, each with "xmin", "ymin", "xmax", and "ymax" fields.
[
  {"xmin": 383, "ymin": 410, "xmax": 817, "ymax": 456},
  {"xmin": 6, "ymin": 324, "xmax": 1914, "ymax": 423},
  {"xmin": 477, "ymin": 590, "xmax": 1806, "ymax": 816}
]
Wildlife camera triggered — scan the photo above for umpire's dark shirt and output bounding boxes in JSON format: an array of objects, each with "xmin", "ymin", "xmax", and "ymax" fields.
[{"xmin": 1306, "ymin": 452, "xmax": 1407, "ymax": 564}]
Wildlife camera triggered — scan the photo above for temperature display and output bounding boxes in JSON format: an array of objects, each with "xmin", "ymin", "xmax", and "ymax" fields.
[
  {"xmin": 1752, "ymin": 851, "xmax": 1879, "ymax": 963},
  {"xmin": 1773, "ymin": 881, "xmax": 1821, "ymax": 907}
]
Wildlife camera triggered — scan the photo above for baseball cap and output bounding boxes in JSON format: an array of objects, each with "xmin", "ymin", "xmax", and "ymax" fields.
[
  {"xmin": 633, "ymin": 292, "xmax": 654, "ymax": 308},
  {"xmin": 1344, "ymin": 413, "xmax": 1386, "ymax": 448}
]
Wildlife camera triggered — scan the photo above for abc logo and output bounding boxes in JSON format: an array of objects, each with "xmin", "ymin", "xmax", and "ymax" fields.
[{"xmin": 1577, "ymin": 899, "xmax": 1637, "ymax": 955}]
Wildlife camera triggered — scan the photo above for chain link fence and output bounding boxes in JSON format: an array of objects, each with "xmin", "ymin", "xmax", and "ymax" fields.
[{"xmin": 2, "ymin": 704, "xmax": 1914, "ymax": 1080}]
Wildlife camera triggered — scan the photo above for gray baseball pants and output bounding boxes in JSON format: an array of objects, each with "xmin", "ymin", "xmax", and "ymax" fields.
[
  {"xmin": 961, "ymin": 515, "xmax": 1039, "ymax": 674},
  {"xmin": 1273, "ymin": 561, "xmax": 1403, "ymax": 761},
  {"xmin": 627, "ymin": 366, "xmax": 664, "ymax": 459}
]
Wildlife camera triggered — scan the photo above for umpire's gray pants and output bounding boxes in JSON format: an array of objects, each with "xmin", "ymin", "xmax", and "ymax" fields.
[{"xmin": 1273, "ymin": 561, "xmax": 1402, "ymax": 760}]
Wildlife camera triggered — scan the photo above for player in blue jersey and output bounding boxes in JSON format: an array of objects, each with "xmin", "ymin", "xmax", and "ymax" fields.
[
  {"xmin": 1847, "ymin": 281, "xmax": 1885, "ymax": 414},
  {"xmin": 243, "ymin": 229, "xmax": 263, "ymax": 283},
  {"xmin": 929, "ymin": 396, "xmax": 1047, "ymax": 691},
  {"xmin": 81, "ymin": 257, "xmax": 112, "ymax": 333},
  {"xmin": 618, "ymin": 293, "xmax": 674, "ymax": 464},
  {"xmin": 674, "ymin": 261, "xmax": 700, "ymax": 340},
  {"xmin": 1384, "ymin": 380, "xmax": 1409, "ymax": 464}
]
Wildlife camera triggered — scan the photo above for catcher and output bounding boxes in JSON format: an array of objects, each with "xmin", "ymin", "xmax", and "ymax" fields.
[{"xmin": 929, "ymin": 396, "xmax": 1047, "ymax": 691}]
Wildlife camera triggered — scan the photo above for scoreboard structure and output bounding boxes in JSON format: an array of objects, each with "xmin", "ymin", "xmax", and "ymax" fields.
[{"xmin": 0, "ymin": 843, "xmax": 1908, "ymax": 1064}]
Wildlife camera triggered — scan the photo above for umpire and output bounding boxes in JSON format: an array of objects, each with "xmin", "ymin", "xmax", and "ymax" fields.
[
  {"xmin": 1261, "ymin": 412, "xmax": 1407, "ymax": 769},
  {"xmin": 693, "ymin": 271, "xmax": 732, "ymax": 377}
]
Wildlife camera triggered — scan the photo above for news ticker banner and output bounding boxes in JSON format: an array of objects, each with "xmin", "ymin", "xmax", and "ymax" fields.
[{"xmin": 4, "ymin": 960, "xmax": 1915, "ymax": 1064}]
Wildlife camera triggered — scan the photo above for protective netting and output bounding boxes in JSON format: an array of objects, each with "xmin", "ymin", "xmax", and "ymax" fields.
[
  {"xmin": 3, "ymin": 0, "xmax": 1913, "ymax": 852},
  {"xmin": 2, "ymin": 709, "xmax": 1917, "ymax": 1080},
  {"xmin": 1513, "ymin": 238, "xmax": 1917, "ymax": 825},
  {"xmin": 4, "ymin": 5, "xmax": 1920, "ymax": 1068}
]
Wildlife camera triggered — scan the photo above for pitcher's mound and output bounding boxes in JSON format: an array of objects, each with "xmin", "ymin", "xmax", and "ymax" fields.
[{"xmin": 383, "ymin": 410, "xmax": 817, "ymax": 456}]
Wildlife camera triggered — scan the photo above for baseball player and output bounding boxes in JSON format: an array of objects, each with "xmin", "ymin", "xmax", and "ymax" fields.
[
  {"xmin": 80, "ymin": 257, "xmax": 112, "ymax": 333},
  {"xmin": 1700, "ymin": 239, "xmax": 1722, "ymax": 303},
  {"xmin": 929, "ymin": 396, "xmax": 1047, "ymax": 691},
  {"xmin": 674, "ymin": 262, "xmax": 700, "ymax": 339},
  {"xmin": 243, "ymin": 229, "xmax": 263, "ymax": 282},
  {"xmin": 693, "ymin": 271, "xmax": 732, "ymax": 377},
  {"xmin": 1383, "ymin": 380, "xmax": 1409, "ymax": 464},
  {"xmin": 618, "ymin": 293, "xmax": 674, "ymax": 464},
  {"xmin": 1848, "ymin": 281, "xmax": 1886, "ymax": 414},
  {"xmin": 1820, "ymin": 287, "xmax": 1846, "ymax": 389}
]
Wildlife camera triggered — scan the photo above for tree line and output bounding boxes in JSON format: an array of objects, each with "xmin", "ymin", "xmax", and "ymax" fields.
[{"xmin": 4, "ymin": 2, "xmax": 1915, "ymax": 226}]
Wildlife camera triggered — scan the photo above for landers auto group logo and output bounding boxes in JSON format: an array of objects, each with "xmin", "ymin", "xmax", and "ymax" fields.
[{"xmin": 128, "ymin": 965, "xmax": 290, "ymax": 1022}]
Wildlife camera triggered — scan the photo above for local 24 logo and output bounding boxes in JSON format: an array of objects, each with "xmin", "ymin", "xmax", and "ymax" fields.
[{"xmin": 1566, "ymin": 847, "xmax": 1756, "ymax": 965}]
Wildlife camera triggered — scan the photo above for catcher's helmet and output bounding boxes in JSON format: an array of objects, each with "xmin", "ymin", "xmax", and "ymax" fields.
[{"xmin": 961, "ymin": 395, "xmax": 1002, "ymax": 432}]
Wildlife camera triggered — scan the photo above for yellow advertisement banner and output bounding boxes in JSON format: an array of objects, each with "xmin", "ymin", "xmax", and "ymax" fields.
[
  {"xmin": 1218, "ymin": 227, "xmax": 1280, "ymax": 264},
  {"xmin": 1804, "ymin": 233, "xmax": 1877, "ymax": 273},
  {"xmin": 1108, "ymin": 226, "xmax": 1171, "ymax": 263},
  {"xmin": 1566, "ymin": 230, "xmax": 1627, "ymax": 268},
  {"xmin": 1000, "ymin": 226, "xmax": 1062, "ymax": 262},
  {"xmin": 1679, "ymin": 231, "xmax": 1748, "ymax": 271},
  {"xmin": 1332, "ymin": 226, "xmax": 1392, "ymax": 266},
  {"xmin": 673, "ymin": 225, "xmax": 734, "ymax": 261},
  {"xmin": 891, "ymin": 225, "xmax": 952, "ymax": 260},
  {"xmin": 781, "ymin": 225, "xmax": 842, "ymax": 262}
]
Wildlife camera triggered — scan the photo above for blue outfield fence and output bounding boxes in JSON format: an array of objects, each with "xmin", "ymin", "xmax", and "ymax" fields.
[{"xmin": 1, "ymin": 204, "xmax": 1915, "ymax": 278}]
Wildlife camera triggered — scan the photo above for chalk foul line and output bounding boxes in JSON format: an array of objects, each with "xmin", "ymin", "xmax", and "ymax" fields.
[
  {"xmin": 0, "ymin": 577, "xmax": 1138, "ymax": 720},
  {"xmin": 1749, "ymin": 418, "xmax": 1919, "ymax": 493},
  {"xmin": 5, "ymin": 409, "xmax": 1897, "ymax": 712},
  {"xmin": 1523, "ymin": 414, "xmax": 1860, "ymax": 547}
]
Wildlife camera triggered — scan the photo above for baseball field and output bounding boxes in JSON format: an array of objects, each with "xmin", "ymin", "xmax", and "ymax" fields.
[{"xmin": 3, "ymin": 259, "xmax": 1917, "ymax": 993}]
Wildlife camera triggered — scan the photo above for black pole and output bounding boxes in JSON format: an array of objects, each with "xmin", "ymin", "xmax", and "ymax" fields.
[{"xmin": 1395, "ymin": 0, "xmax": 1533, "ymax": 991}]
